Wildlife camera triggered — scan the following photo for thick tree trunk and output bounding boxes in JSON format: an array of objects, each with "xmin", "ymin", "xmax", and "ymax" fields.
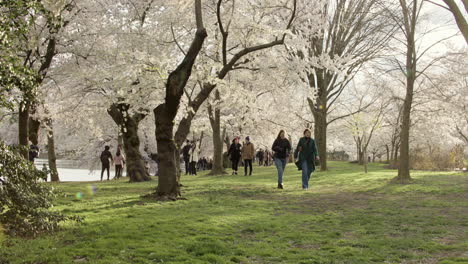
[
  {"xmin": 122, "ymin": 120, "xmax": 150, "ymax": 182},
  {"xmin": 108, "ymin": 104, "xmax": 150, "ymax": 182},
  {"xmin": 46, "ymin": 119, "xmax": 59, "ymax": 182},
  {"xmin": 28, "ymin": 117, "xmax": 40, "ymax": 146},
  {"xmin": 153, "ymin": 0, "xmax": 207, "ymax": 199},
  {"xmin": 358, "ymin": 150, "xmax": 364, "ymax": 165},
  {"xmin": 18, "ymin": 102, "xmax": 30, "ymax": 159},
  {"xmin": 154, "ymin": 105, "xmax": 180, "ymax": 200}
]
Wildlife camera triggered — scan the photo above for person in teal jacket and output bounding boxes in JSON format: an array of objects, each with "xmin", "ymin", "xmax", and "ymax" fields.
[{"xmin": 294, "ymin": 129, "xmax": 319, "ymax": 190}]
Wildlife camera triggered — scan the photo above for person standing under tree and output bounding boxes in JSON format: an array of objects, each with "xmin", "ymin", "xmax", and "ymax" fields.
[
  {"xmin": 114, "ymin": 150, "xmax": 125, "ymax": 179},
  {"xmin": 100, "ymin": 146, "xmax": 113, "ymax": 181},
  {"xmin": 272, "ymin": 130, "xmax": 291, "ymax": 189},
  {"xmin": 182, "ymin": 140, "xmax": 192, "ymax": 175},
  {"xmin": 227, "ymin": 137, "xmax": 242, "ymax": 175},
  {"xmin": 241, "ymin": 136, "xmax": 255, "ymax": 176},
  {"xmin": 294, "ymin": 129, "xmax": 319, "ymax": 190}
]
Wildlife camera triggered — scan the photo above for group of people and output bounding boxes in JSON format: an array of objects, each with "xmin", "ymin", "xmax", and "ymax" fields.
[
  {"xmin": 227, "ymin": 136, "xmax": 256, "ymax": 175},
  {"xmin": 99, "ymin": 145, "xmax": 126, "ymax": 181},
  {"xmin": 181, "ymin": 140, "xmax": 213, "ymax": 175},
  {"xmin": 227, "ymin": 129, "xmax": 319, "ymax": 190},
  {"xmin": 98, "ymin": 129, "xmax": 319, "ymax": 190},
  {"xmin": 255, "ymin": 148, "xmax": 274, "ymax": 166}
]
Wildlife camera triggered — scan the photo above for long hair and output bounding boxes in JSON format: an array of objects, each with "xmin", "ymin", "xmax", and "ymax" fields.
[{"xmin": 276, "ymin": 130, "xmax": 285, "ymax": 140}]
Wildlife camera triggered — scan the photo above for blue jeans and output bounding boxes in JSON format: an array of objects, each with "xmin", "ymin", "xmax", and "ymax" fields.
[
  {"xmin": 274, "ymin": 158, "xmax": 287, "ymax": 184},
  {"xmin": 301, "ymin": 160, "xmax": 313, "ymax": 189}
]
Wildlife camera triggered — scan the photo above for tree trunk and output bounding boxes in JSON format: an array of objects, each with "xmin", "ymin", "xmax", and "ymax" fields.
[
  {"xmin": 358, "ymin": 150, "xmax": 364, "ymax": 165},
  {"xmin": 396, "ymin": 0, "xmax": 416, "ymax": 182},
  {"xmin": 18, "ymin": 101, "xmax": 30, "ymax": 159},
  {"xmin": 122, "ymin": 120, "xmax": 150, "ymax": 182},
  {"xmin": 153, "ymin": 0, "xmax": 207, "ymax": 199},
  {"xmin": 208, "ymin": 91, "xmax": 226, "ymax": 175},
  {"xmin": 46, "ymin": 119, "xmax": 59, "ymax": 182},
  {"xmin": 154, "ymin": 105, "xmax": 180, "ymax": 200},
  {"xmin": 107, "ymin": 104, "xmax": 150, "ymax": 182},
  {"xmin": 363, "ymin": 148, "xmax": 368, "ymax": 173},
  {"xmin": 308, "ymin": 69, "xmax": 329, "ymax": 171},
  {"xmin": 442, "ymin": 0, "xmax": 468, "ymax": 44},
  {"xmin": 28, "ymin": 117, "xmax": 40, "ymax": 146},
  {"xmin": 385, "ymin": 144, "xmax": 390, "ymax": 163},
  {"xmin": 393, "ymin": 143, "xmax": 399, "ymax": 165}
]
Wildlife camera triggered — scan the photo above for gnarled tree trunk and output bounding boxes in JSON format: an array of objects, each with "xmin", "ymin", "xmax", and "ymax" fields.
[{"xmin": 108, "ymin": 103, "xmax": 150, "ymax": 182}]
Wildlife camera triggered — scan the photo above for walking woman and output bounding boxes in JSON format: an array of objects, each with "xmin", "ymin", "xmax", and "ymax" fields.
[
  {"xmin": 294, "ymin": 129, "xmax": 319, "ymax": 190},
  {"xmin": 272, "ymin": 130, "xmax": 291, "ymax": 189},
  {"xmin": 190, "ymin": 140, "xmax": 199, "ymax": 175},
  {"xmin": 241, "ymin": 136, "xmax": 255, "ymax": 176},
  {"xmin": 227, "ymin": 137, "xmax": 242, "ymax": 175}
]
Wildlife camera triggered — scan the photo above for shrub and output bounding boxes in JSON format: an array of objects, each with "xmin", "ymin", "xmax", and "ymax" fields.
[{"xmin": 0, "ymin": 141, "xmax": 81, "ymax": 237}]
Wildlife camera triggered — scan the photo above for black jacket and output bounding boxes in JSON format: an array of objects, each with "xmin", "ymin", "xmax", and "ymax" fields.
[
  {"xmin": 272, "ymin": 138, "xmax": 291, "ymax": 159},
  {"xmin": 227, "ymin": 143, "xmax": 242, "ymax": 160},
  {"xmin": 182, "ymin": 144, "xmax": 192, "ymax": 159},
  {"xmin": 100, "ymin": 150, "xmax": 113, "ymax": 164}
]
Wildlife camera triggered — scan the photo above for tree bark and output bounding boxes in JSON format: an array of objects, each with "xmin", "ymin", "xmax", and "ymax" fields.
[
  {"xmin": 442, "ymin": 0, "xmax": 468, "ymax": 44},
  {"xmin": 155, "ymin": 104, "xmax": 181, "ymax": 199},
  {"xmin": 309, "ymin": 89, "xmax": 328, "ymax": 170},
  {"xmin": 208, "ymin": 91, "xmax": 226, "ymax": 175},
  {"xmin": 154, "ymin": 0, "xmax": 208, "ymax": 199},
  {"xmin": 108, "ymin": 104, "xmax": 150, "ymax": 182},
  {"xmin": 385, "ymin": 144, "xmax": 390, "ymax": 163},
  {"xmin": 45, "ymin": 119, "xmax": 59, "ymax": 182},
  {"xmin": 28, "ymin": 114, "xmax": 40, "ymax": 146},
  {"xmin": 18, "ymin": 101, "xmax": 30, "ymax": 159},
  {"xmin": 396, "ymin": 0, "xmax": 417, "ymax": 182}
]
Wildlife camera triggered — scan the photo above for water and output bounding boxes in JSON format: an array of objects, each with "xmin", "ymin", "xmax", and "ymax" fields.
[{"xmin": 34, "ymin": 159, "xmax": 128, "ymax": 182}]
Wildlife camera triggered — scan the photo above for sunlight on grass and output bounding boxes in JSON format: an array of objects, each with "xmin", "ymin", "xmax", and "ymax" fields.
[{"xmin": 1, "ymin": 161, "xmax": 467, "ymax": 263}]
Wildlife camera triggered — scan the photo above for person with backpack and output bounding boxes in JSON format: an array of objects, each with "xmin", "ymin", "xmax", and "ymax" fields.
[
  {"xmin": 182, "ymin": 140, "xmax": 192, "ymax": 175},
  {"xmin": 241, "ymin": 136, "xmax": 255, "ymax": 176},
  {"xmin": 100, "ymin": 146, "xmax": 113, "ymax": 181},
  {"xmin": 294, "ymin": 129, "xmax": 319, "ymax": 190},
  {"xmin": 272, "ymin": 130, "xmax": 292, "ymax": 189},
  {"xmin": 114, "ymin": 150, "xmax": 125, "ymax": 179},
  {"xmin": 227, "ymin": 137, "xmax": 242, "ymax": 175}
]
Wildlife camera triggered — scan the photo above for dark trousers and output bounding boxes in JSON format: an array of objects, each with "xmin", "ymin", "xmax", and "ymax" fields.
[
  {"xmin": 184, "ymin": 157, "xmax": 190, "ymax": 174},
  {"xmin": 115, "ymin": 164, "xmax": 123, "ymax": 179},
  {"xmin": 244, "ymin": 159, "xmax": 253, "ymax": 175},
  {"xmin": 231, "ymin": 158, "xmax": 239, "ymax": 171},
  {"xmin": 190, "ymin": 161, "xmax": 197, "ymax": 175},
  {"xmin": 101, "ymin": 163, "xmax": 110, "ymax": 180}
]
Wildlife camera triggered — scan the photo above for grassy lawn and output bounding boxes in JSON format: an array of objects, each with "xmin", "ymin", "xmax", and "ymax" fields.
[{"xmin": 1, "ymin": 161, "xmax": 467, "ymax": 264}]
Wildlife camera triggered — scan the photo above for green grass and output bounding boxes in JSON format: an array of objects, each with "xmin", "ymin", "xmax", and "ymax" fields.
[{"xmin": 1, "ymin": 161, "xmax": 467, "ymax": 264}]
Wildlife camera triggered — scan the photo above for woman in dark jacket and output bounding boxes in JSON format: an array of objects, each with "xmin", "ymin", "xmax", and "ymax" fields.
[
  {"xmin": 294, "ymin": 129, "xmax": 319, "ymax": 190},
  {"xmin": 272, "ymin": 130, "xmax": 291, "ymax": 189},
  {"xmin": 227, "ymin": 137, "xmax": 242, "ymax": 175}
]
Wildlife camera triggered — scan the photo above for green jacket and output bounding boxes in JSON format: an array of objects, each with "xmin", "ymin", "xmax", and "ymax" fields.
[{"xmin": 294, "ymin": 137, "xmax": 319, "ymax": 171}]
